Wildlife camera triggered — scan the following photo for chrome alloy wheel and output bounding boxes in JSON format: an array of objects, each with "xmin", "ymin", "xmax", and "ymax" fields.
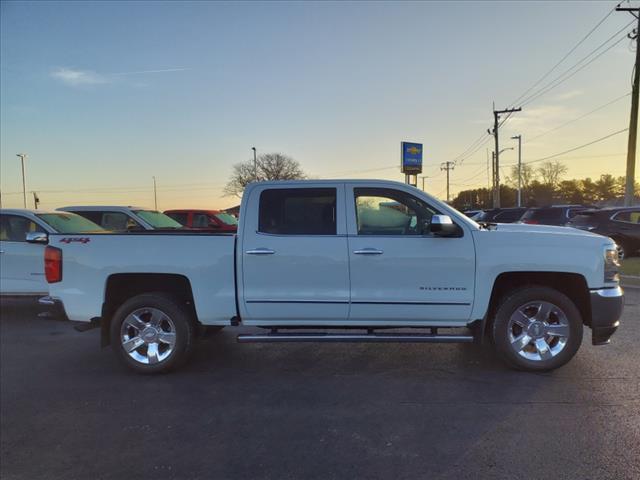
[
  {"xmin": 507, "ymin": 301, "xmax": 570, "ymax": 362},
  {"xmin": 120, "ymin": 308, "xmax": 177, "ymax": 365}
]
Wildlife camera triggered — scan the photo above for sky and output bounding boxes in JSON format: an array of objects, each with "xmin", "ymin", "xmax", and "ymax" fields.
[{"xmin": 0, "ymin": 0, "xmax": 637, "ymax": 210}]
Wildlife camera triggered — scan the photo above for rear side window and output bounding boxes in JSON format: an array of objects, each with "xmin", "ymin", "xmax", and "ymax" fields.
[
  {"xmin": 612, "ymin": 210, "xmax": 640, "ymax": 224},
  {"xmin": 259, "ymin": 188, "xmax": 336, "ymax": 235},
  {"xmin": 524, "ymin": 208, "xmax": 562, "ymax": 222},
  {"xmin": 494, "ymin": 209, "xmax": 524, "ymax": 223}
]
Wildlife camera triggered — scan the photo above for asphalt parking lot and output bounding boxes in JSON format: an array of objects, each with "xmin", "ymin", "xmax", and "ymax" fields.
[{"xmin": 1, "ymin": 290, "xmax": 639, "ymax": 480}]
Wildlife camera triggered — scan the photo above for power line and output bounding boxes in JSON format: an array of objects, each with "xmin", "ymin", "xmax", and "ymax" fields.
[
  {"xmin": 508, "ymin": 4, "xmax": 618, "ymax": 108},
  {"xmin": 526, "ymin": 92, "xmax": 631, "ymax": 142},
  {"xmin": 518, "ymin": 21, "xmax": 634, "ymax": 107},
  {"xmin": 523, "ymin": 127, "xmax": 629, "ymax": 165}
]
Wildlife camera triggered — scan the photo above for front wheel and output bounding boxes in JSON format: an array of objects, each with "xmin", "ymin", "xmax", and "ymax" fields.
[
  {"xmin": 110, "ymin": 293, "xmax": 196, "ymax": 374},
  {"xmin": 492, "ymin": 286, "xmax": 583, "ymax": 371}
]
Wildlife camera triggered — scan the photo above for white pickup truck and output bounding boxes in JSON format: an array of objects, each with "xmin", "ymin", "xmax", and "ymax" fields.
[{"xmin": 39, "ymin": 180, "xmax": 624, "ymax": 373}]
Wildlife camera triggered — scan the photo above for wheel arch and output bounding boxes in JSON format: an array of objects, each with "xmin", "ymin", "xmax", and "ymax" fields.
[
  {"xmin": 484, "ymin": 272, "xmax": 591, "ymax": 332},
  {"xmin": 100, "ymin": 273, "xmax": 196, "ymax": 347}
]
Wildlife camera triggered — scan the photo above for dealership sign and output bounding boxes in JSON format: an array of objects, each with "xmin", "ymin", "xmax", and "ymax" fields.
[{"xmin": 401, "ymin": 142, "xmax": 423, "ymax": 174}]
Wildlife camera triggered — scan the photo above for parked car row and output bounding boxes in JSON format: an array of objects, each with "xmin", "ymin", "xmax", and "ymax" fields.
[{"xmin": 464, "ymin": 205, "xmax": 640, "ymax": 259}]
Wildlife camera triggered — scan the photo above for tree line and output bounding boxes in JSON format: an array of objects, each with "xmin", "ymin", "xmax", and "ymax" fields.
[{"xmin": 451, "ymin": 160, "xmax": 640, "ymax": 211}]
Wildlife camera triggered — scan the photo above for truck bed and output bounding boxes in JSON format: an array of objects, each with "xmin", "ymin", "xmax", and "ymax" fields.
[{"xmin": 47, "ymin": 233, "xmax": 237, "ymax": 325}]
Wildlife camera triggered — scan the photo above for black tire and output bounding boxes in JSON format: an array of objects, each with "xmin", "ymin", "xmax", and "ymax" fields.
[
  {"xmin": 492, "ymin": 286, "xmax": 583, "ymax": 372},
  {"xmin": 110, "ymin": 293, "xmax": 196, "ymax": 374}
]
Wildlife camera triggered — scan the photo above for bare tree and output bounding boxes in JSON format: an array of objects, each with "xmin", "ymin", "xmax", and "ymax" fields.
[
  {"xmin": 506, "ymin": 163, "xmax": 537, "ymax": 190},
  {"xmin": 223, "ymin": 153, "xmax": 306, "ymax": 197},
  {"xmin": 537, "ymin": 161, "xmax": 568, "ymax": 189}
]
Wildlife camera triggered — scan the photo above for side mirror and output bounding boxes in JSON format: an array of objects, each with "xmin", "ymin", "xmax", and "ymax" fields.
[
  {"xmin": 429, "ymin": 215, "xmax": 459, "ymax": 236},
  {"xmin": 26, "ymin": 231, "xmax": 48, "ymax": 244},
  {"xmin": 208, "ymin": 221, "xmax": 221, "ymax": 229}
]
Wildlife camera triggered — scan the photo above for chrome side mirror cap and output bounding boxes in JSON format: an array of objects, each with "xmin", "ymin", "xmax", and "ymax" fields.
[
  {"xmin": 25, "ymin": 231, "xmax": 49, "ymax": 244},
  {"xmin": 429, "ymin": 215, "xmax": 458, "ymax": 236}
]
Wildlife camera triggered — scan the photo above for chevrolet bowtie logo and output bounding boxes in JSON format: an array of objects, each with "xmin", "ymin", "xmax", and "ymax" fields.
[{"xmin": 406, "ymin": 146, "xmax": 421, "ymax": 155}]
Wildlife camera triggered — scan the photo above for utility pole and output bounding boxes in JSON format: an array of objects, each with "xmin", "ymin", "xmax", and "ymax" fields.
[
  {"xmin": 491, "ymin": 106, "xmax": 521, "ymax": 207},
  {"xmin": 491, "ymin": 151, "xmax": 496, "ymax": 201},
  {"xmin": 512, "ymin": 135, "xmax": 522, "ymax": 207},
  {"xmin": 419, "ymin": 175, "xmax": 429, "ymax": 191},
  {"xmin": 16, "ymin": 153, "xmax": 27, "ymax": 208},
  {"xmin": 32, "ymin": 192, "xmax": 40, "ymax": 210},
  {"xmin": 440, "ymin": 161, "xmax": 454, "ymax": 203},
  {"xmin": 617, "ymin": 3, "xmax": 639, "ymax": 205},
  {"xmin": 252, "ymin": 147, "xmax": 258, "ymax": 181},
  {"xmin": 152, "ymin": 176, "xmax": 158, "ymax": 210}
]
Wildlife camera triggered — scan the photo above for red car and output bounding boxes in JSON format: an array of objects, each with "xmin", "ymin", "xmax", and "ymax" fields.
[{"xmin": 164, "ymin": 209, "xmax": 238, "ymax": 232}]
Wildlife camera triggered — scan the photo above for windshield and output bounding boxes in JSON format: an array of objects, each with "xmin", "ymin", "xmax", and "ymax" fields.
[
  {"xmin": 36, "ymin": 213, "xmax": 104, "ymax": 233},
  {"xmin": 134, "ymin": 210, "xmax": 183, "ymax": 229},
  {"xmin": 214, "ymin": 212, "xmax": 238, "ymax": 226}
]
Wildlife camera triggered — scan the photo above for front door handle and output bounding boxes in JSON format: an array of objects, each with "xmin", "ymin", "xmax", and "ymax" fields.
[
  {"xmin": 353, "ymin": 248, "xmax": 383, "ymax": 255},
  {"xmin": 246, "ymin": 248, "xmax": 276, "ymax": 255}
]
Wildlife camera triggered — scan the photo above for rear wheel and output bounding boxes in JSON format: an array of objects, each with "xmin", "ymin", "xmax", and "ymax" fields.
[
  {"xmin": 492, "ymin": 286, "xmax": 583, "ymax": 371},
  {"xmin": 110, "ymin": 293, "xmax": 195, "ymax": 374}
]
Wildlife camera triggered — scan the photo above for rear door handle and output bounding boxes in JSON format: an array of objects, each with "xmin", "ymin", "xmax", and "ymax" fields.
[
  {"xmin": 246, "ymin": 248, "xmax": 276, "ymax": 255},
  {"xmin": 353, "ymin": 248, "xmax": 383, "ymax": 255}
]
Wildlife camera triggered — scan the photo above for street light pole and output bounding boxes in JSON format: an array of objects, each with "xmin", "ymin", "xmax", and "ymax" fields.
[
  {"xmin": 152, "ymin": 176, "xmax": 157, "ymax": 210},
  {"xmin": 252, "ymin": 147, "xmax": 257, "ymax": 181},
  {"xmin": 511, "ymin": 135, "xmax": 522, "ymax": 207},
  {"xmin": 16, "ymin": 153, "xmax": 27, "ymax": 208}
]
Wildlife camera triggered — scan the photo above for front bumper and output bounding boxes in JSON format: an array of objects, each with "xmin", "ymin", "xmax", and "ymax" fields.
[{"xmin": 589, "ymin": 286, "xmax": 624, "ymax": 345}]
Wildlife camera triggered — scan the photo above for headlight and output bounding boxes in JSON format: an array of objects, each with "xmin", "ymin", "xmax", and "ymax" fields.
[{"xmin": 604, "ymin": 247, "xmax": 620, "ymax": 283}]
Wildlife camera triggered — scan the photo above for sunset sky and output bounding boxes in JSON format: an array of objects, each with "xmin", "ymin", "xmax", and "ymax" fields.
[{"xmin": 0, "ymin": 1, "xmax": 636, "ymax": 210}]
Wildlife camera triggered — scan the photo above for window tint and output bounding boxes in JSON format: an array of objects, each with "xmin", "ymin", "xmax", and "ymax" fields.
[
  {"xmin": 613, "ymin": 210, "xmax": 640, "ymax": 224},
  {"xmin": 259, "ymin": 188, "xmax": 336, "ymax": 235},
  {"xmin": 193, "ymin": 213, "xmax": 212, "ymax": 228},
  {"xmin": 165, "ymin": 212, "xmax": 188, "ymax": 225},
  {"xmin": 494, "ymin": 209, "xmax": 524, "ymax": 223},
  {"xmin": 73, "ymin": 211, "xmax": 142, "ymax": 231},
  {"xmin": 0, "ymin": 215, "xmax": 40, "ymax": 242},
  {"xmin": 567, "ymin": 208, "xmax": 587, "ymax": 218},
  {"xmin": 354, "ymin": 188, "xmax": 438, "ymax": 236}
]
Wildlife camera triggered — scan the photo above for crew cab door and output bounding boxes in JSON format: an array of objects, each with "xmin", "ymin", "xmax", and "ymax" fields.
[
  {"xmin": 239, "ymin": 184, "xmax": 350, "ymax": 324},
  {"xmin": 346, "ymin": 185, "xmax": 475, "ymax": 323},
  {"xmin": 0, "ymin": 214, "xmax": 48, "ymax": 295}
]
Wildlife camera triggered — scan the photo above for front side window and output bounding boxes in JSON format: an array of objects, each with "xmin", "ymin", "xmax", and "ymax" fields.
[
  {"xmin": 99, "ymin": 212, "xmax": 143, "ymax": 231},
  {"xmin": 0, "ymin": 215, "xmax": 39, "ymax": 242},
  {"xmin": 259, "ymin": 188, "xmax": 336, "ymax": 235},
  {"xmin": 354, "ymin": 188, "xmax": 438, "ymax": 236}
]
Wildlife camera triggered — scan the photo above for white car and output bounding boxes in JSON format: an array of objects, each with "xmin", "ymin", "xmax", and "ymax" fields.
[
  {"xmin": 44, "ymin": 180, "xmax": 623, "ymax": 374},
  {"xmin": 0, "ymin": 209, "xmax": 103, "ymax": 296},
  {"xmin": 58, "ymin": 206, "xmax": 183, "ymax": 231}
]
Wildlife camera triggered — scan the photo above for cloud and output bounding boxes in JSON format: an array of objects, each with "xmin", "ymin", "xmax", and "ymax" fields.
[
  {"xmin": 51, "ymin": 68, "xmax": 108, "ymax": 86},
  {"xmin": 51, "ymin": 66, "xmax": 190, "ymax": 87},
  {"xmin": 553, "ymin": 89, "xmax": 584, "ymax": 101}
]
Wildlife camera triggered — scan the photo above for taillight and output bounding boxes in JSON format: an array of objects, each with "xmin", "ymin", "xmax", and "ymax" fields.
[
  {"xmin": 45, "ymin": 246, "xmax": 62, "ymax": 283},
  {"xmin": 523, "ymin": 219, "xmax": 539, "ymax": 224}
]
